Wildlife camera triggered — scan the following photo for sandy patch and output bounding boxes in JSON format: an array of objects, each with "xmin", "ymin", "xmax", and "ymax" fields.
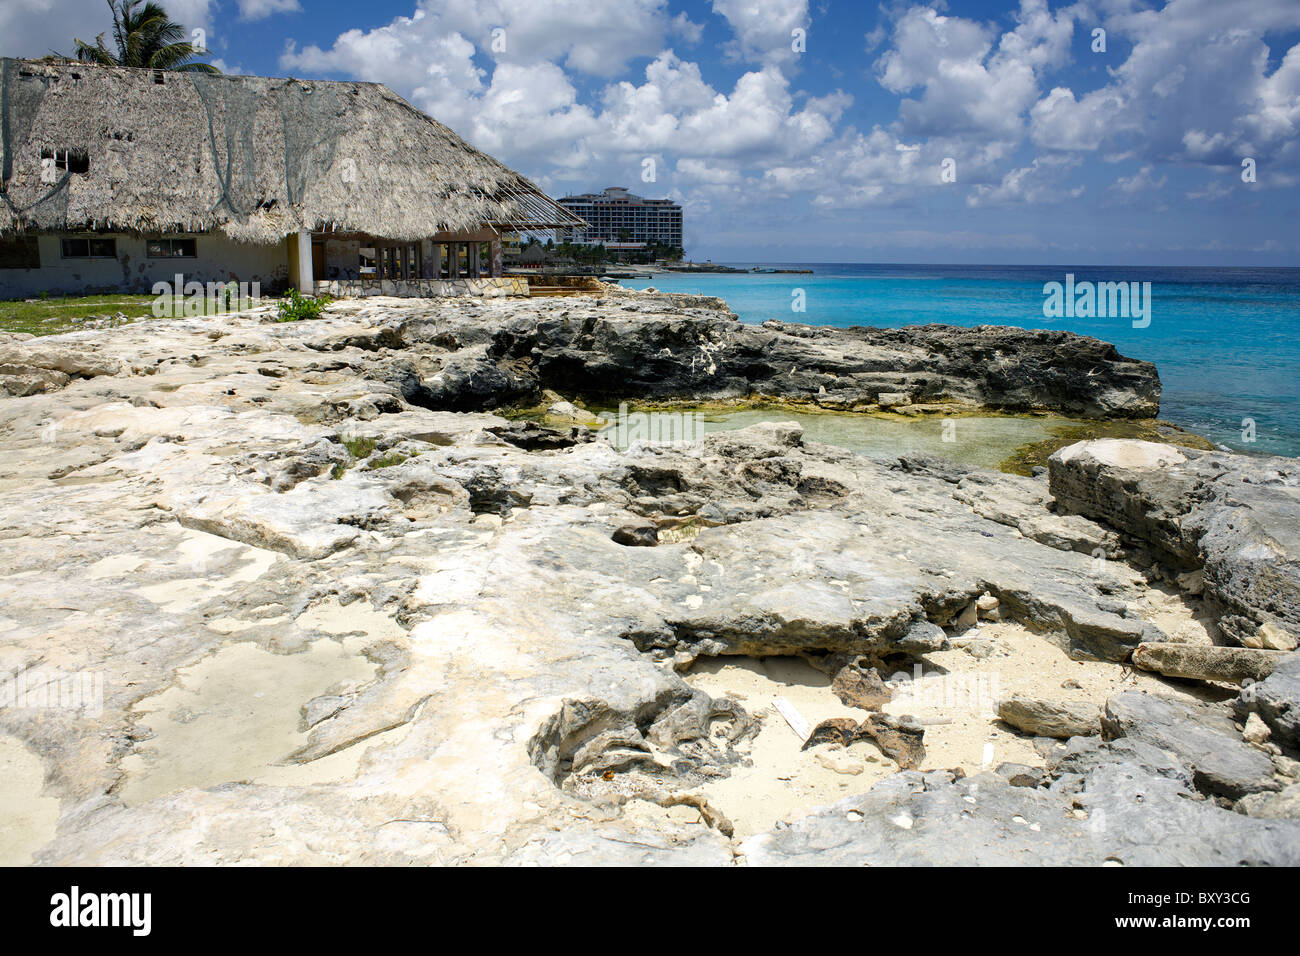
[
  {"xmin": 685, "ymin": 656, "xmax": 897, "ymax": 838},
  {"xmin": 85, "ymin": 554, "xmax": 145, "ymax": 580},
  {"xmin": 681, "ymin": 621, "xmax": 1211, "ymax": 838},
  {"xmin": 295, "ymin": 598, "xmax": 408, "ymax": 643},
  {"xmin": 132, "ymin": 533, "xmax": 278, "ymax": 614},
  {"xmin": 0, "ymin": 735, "xmax": 60, "ymax": 865},
  {"xmin": 118, "ymin": 639, "xmax": 379, "ymax": 806}
]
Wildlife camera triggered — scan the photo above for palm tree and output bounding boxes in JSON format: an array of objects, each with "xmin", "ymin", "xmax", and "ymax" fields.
[{"xmin": 72, "ymin": 0, "xmax": 217, "ymax": 73}]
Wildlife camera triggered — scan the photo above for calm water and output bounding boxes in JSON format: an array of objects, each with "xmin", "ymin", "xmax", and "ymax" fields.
[
  {"xmin": 593, "ymin": 406, "xmax": 1085, "ymax": 470},
  {"xmin": 622, "ymin": 264, "xmax": 1300, "ymax": 458}
]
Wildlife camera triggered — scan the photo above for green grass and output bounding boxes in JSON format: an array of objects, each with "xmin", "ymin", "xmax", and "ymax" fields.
[
  {"xmin": 330, "ymin": 435, "xmax": 380, "ymax": 479},
  {"xmin": 367, "ymin": 451, "xmax": 412, "ymax": 470},
  {"xmin": 0, "ymin": 294, "xmax": 253, "ymax": 336},
  {"xmin": 0, "ymin": 295, "xmax": 159, "ymax": 336}
]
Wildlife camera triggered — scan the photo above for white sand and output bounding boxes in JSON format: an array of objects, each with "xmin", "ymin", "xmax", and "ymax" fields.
[
  {"xmin": 0, "ymin": 735, "xmax": 60, "ymax": 865},
  {"xmin": 682, "ymin": 616, "xmax": 1213, "ymax": 838},
  {"xmin": 117, "ymin": 638, "xmax": 378, "ymax": 806}
]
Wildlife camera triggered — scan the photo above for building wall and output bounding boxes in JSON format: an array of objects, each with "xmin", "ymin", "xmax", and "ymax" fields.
[
  {"xmin": 557, "ymin": 189, "xmax": 683, "ymax": 248},
  {"xmin": 0, "ymin": 233, "xmax": 288, "ymax": 299}
]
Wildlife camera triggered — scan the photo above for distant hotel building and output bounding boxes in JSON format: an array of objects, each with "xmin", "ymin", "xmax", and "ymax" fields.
[{"xmin": 556, "ymin": 187, "xmax": 683, "ymax": 249}]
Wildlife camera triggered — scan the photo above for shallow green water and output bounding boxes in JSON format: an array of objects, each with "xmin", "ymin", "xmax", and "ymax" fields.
[{"xmin": 590, "ymin": 405, "xmax": 1084, "ymax": 471}]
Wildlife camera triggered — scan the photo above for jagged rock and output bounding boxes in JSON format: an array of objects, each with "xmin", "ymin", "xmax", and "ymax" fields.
[
  {"xmin": 741, "ymin": 760, "xmax": 1300, "ymax": 866},
  {"xmin": 431, "ymin": 310, "xmax": 1161, "ymax": 417},
  {"xmin": 895, "ymin": 619, "xmax": 948, "ymax": 654},
  {"xmin": 1236, "ymin": 652, "xmax": 1300, "ymax": 750},
  {"xmin": 831, "ymin": 663, "xmax": 891, "ymax": 711},
  {"xmin": 954, "ymin": 601, "xmax": 980, "ymax": 631},
  {"xmin": 1242, "ymin": 713, "xmax": 1271, "ymax": 746},
  {"xmin": 612, "ymin": 524, "xmax": 659, "ymax": 547},
  {"xmin": 802, "ymin": 714, "xmax": 926, "ymax": 769},
  {"xmin": 998, "ymin": 693, "xmax": 1100, "ymax": 739},
  {"xmin": 1101, "ymin": 691, "xmax": 1280, "ymax": 800},
  {"xmin": 1246, "ymin": 621, "xmax": 1299, "ymax": 652},
  {"xmin": 1132, "ymin": 642, "xmax": 1284, "ymax": 684},
  {"xmin": 0, "ymin": 294, "xmax": 1285, "ymax": 866},
  {"xmin": 1236, "ymin": 783, "xmax": 1300, "ymax": 820},
  {"xmin": 1049, "ymin": 439, "xmax": 1300, "ymax": 643},
  {"xmin": 0, "ymin": 364, "xmax": 70, "ymax": 396},
  {"xmin": 994, "ymin": 762, "xmax": 1047, "ymax": 787}
]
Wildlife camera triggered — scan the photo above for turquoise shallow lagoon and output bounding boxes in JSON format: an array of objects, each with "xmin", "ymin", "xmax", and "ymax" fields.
[{"xmin": 622, "ymin": 264, "xmax": 1300, "ymax": 458}]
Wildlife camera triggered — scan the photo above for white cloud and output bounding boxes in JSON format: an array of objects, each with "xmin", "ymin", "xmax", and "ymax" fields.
[
  {"xmin": 1028, "ymin": 0, "xmax": 1300, "ymax": 170},
  {"xmin": 283, "ymin": 0, "xmax": 681, "ymax": 80},
  {"xmin": 967, "ymin": 155, "xmax": 1084, "ymax": 206},
  {"xmin": 676, "ymin": 159, "xmax": 741, "ymax": 184},
  {"xmin": 238, "ymin": 0, "xmax": 301, "ymax": 21},
  {"xmin": 1111, "ymin": 164, "xmax": 1167, "ymax": 195},
  {"xmin": 875, "ymin": 0, "xmax": 1074, "ymax": 141},
  {"xmin": 1031, "ymin": 86, "xmax": 1129, "ymax": 151},
  {"xmin": 711, "ymin": 0, "xmax": 809, "ymax": 65}
]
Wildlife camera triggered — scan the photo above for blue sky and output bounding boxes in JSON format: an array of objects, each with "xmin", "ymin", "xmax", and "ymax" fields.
[{"xmin": 4, "ymin": 0, "xmax": 1299, "ymax": 264}]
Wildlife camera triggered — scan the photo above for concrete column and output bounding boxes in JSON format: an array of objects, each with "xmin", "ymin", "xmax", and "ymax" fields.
[{"xmin": 288, "ymin": 229, "xmax": 313, "ymax": 293}]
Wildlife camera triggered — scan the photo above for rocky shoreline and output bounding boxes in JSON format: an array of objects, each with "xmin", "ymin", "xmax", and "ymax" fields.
[{"xmin": 0, "ymin": 289, "xmax": 1296, "ymax": 865}]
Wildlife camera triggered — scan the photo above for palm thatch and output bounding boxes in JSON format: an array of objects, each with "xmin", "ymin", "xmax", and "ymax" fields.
[{"xmin": 0, "ymin": 57, "xmax": 586, "ymax": 243}]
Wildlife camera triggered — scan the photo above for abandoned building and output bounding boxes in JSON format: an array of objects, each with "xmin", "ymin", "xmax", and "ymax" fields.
[{"xmin": 0, "ymin": 57, "xmax": 586, "ymax": 299}]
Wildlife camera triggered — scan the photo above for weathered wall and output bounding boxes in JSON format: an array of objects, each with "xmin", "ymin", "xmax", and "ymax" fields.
[
  {"xmin": 315, "ymin": 277, "xmax": 528, "ymax": 298},
  {"xmin": 0, "ymin": 233, "xmax": 288, "ymax": 298}
]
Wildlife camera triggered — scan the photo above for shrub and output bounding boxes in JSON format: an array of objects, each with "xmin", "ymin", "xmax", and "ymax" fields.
[{"xmin": 276, "ymin": 289, "xmax": 331, "ymax": 322}]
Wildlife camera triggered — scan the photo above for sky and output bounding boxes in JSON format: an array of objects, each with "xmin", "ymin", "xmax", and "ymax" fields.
[{"xmin": 3, "ymin": 0, "xmax": 1299, "ymax": 264}]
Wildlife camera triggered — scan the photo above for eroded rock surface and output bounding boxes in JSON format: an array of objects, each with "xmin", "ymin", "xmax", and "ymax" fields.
[
  {"xmin": 0, "ymin": 295, "xmax": 1293, "ymax": 866},
  {"xmin": 1050, "ymin": 439, "xmax": 1300, "ymax": 648}
]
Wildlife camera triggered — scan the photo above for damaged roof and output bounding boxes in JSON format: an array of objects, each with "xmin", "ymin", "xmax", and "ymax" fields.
[{"xmin": 0, "ymin": 57, "xmax": 587, "ymax": 242}]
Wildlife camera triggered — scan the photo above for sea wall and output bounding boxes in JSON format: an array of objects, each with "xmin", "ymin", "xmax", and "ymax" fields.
[{"xmin": 315, "ymin": 277, "xmax": 528, "ymax": 299}]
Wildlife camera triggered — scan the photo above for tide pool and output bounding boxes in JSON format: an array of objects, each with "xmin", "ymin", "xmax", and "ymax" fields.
[{"xmin": 621, "ymin": 264, "xmax": 1300, "ymax": 458}]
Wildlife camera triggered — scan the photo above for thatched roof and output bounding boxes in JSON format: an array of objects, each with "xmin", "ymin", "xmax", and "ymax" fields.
[{"xmin": 0, "ymin": 57, "xmax": 587, "ymax": 242}]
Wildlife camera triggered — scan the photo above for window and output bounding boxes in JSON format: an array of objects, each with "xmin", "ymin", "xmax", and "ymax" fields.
[
  {"xmin": 146, "ymin": 238, "xmax": 197, "ymax": 258},
  {"xmin": 375, "ymin": 243, "xmax": 421, "ymax": 280},
  {"xmin": 456, "ymin": 243, "xmax": 469, "ymax": 278},
  {"xmin": 40, "ymin": 148, "xmax": 89, "ymax": 174},
  {"xmin": 359, "ymin": 246, "xmax": 377, "ymax": 276},
  {"xmin": 0, "ymin": 236, "xmax": 40, "ymax": 269},
  {"xmin": 437, "ymin": 243, "xmax": 451, "ymax": 278},
  {"xmin": 60, "ymin": 237, "xmax": 116, "ymax": 259}
]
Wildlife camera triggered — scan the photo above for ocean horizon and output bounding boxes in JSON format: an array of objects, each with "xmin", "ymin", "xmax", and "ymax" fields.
[{"xmin": 622, "ymin": 263, "xmax": 1300, "ymax": 458}]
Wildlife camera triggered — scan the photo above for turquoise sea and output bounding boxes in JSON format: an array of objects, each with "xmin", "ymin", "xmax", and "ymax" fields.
[{"xmin": 621, "ymin": 264, "xmax": 1300, "ymax": 458}]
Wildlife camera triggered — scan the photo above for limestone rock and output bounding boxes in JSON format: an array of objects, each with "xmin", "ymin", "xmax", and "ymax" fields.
[
  {"xmin": 1049, "ymin": 439, "xmax": 1300, "ymax": 642},
  {"xmin": 998, "ymin": 693, "xmax": 1100, "ymax": 739},
  {"xmin": 1102, "ymin": 691, "xmax": 1280, "ymax": 800},
  {"xmin": 0, "ymin": 294, "xmax": 1285, "ymax": 867},
  {"xmin": 1236, "ymin": 651, "xmax": 1300, "ymax": 750},
  {"xmin": 1132, "ymin": 642, "xmax": 1284, "ymax": 684}
]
